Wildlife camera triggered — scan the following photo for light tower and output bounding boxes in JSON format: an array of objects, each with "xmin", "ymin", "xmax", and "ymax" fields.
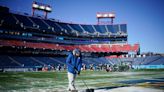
[
  {"xmin": 96, "ymin": 12, "xmax": 115, "ymax": 24},
  {"xmin": 32, "ymin": 1, "xmax": 52, "ymax": 19}
]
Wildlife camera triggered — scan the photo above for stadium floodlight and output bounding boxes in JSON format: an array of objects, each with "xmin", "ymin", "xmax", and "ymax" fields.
[
  {"xmin": 97, "ymin": 12, "xmax": 115, "ymax": 18},
  {"xmin": 32, "ymin": 1, "xmax": 52, "ymax": 19},
  {"xmin": 109, "ymin": 13, "xmax": 115, "ymax": 18},
  {"xmin": 45, "ymin": 6, "xmax": 52, "ymax": 12},
  {"xmin": 39, "ymin": 5, "xmax": 45, "ymax": 10},
  {"xmin": 103, "ymin": 14, "xmax": 108, "ymax": 17},
  {"xmin": 97, "ymin": 12, "xmax": 115, "ymax": 24},
  {"xmin": 32, "ymin": 3, "xmax": 39, "ymax": 8},
  {"xmin": 96, "ymin": 14, "xmax": 102, "ymax": 18}
]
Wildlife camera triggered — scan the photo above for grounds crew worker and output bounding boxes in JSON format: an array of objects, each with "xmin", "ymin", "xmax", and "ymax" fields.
[{"xmin": 66, "ymin": 48, "xmax": 82, "ymax": 91}]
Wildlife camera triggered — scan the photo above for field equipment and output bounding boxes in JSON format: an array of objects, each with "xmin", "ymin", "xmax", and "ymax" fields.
[{"xmin": 75, "ymin": 69, "xmax": 94, "ymax": 92}]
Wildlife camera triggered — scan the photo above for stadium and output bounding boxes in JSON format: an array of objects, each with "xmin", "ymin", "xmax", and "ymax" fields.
[{"xmin": 0, "ymin": 1, "xmax": 164, "ymax": 92}]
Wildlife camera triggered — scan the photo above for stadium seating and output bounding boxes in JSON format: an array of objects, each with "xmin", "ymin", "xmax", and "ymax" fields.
[
  {"xmin": 90, "ymin": 45, "xmax": 101, "ymax": 52},
  {"xmin": 69, "ymin": 24, "xmax": 84, "ymax": 33},
  {"xmin": 2, "ymin": 13, "xmax": 17, "ymax": 25},
  {"xmin": 139, "ymin": 56, "xmax": 162, "ymax": 65},
  {"xmin": 106, "ymin": 25, "xmax": 119, "ymax": 33},
  {"xmin": 101, "ymin": 45, "xmax": 112, "ymax": 52},
  {"xmin": 106, "ymin": 55, "xmax": 164, "ymax": 66},
  {"xmin": 131, "ymin": 44, "xmax": 139, "ymax": 52},
  {"xmin": 57, "ymin": 23, "xmax": 72, "ymax": 33},
  {"xmin": 120, "ymin": 24, "xmax": 127, "ymax": 33},
  {"xmin": 149, "ymin": 57, "xmax": 164, "ymax": 65},
  {"xmin": 11, "ymin": 56, "xmax": 41, "ymax": 67},
  {"xmin": 0, "ymin": 55, "xmax": 19, "ymax": 68},
  {"xmin": 80, "ymin": 25, "xmax": 95, "ymax": 33},
  {"xmin": 1, "ymin": 6, "xmax": 150, "ymax": 70},
  {"xmin": 94, "ymin": 25, "xmax": 107, "ymax": 33},
  {"xmin": 0, "ymin": 54, "xmax": 163, "ymax": 69},
  {"xmin": 0, "ymin": 11, "xmax": 128, "ymax": 36},
  {"xmin": 0, "ymin": 39, "xmax": 140, "ymax": 53},
  {"xmin": 44, "ymin": 20, "xmax": 64, "ymax": 34},
  {"xmin": 13, "ymin": 14, "xmax": 35, "ymax": 28},
  {"xmin": 29, "ymin": 17, "xmax": 53, "ymax": 33},
  {"xmin": 122, "ymin": 44, "xmax": 131, "ymax": 51}
]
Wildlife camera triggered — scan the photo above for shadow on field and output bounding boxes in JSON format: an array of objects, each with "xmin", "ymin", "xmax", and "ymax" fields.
[
  {"xmin": 96, "ymin": 77, "xmax": 164, "ymax": 90},
  {"xmin": 96, "ymin": 86, "xmax": 126, "ymax": 90}
]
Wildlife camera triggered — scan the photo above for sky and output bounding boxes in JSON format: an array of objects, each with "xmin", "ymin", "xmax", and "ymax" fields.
[{"xmin": 0, "ymin": 0, "xmax": 164, "ymax": 53}]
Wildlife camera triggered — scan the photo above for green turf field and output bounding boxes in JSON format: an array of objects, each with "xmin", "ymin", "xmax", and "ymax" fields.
[{"xmin": 0, "ymin": 70, "xmax": 164, "ymax": 92}]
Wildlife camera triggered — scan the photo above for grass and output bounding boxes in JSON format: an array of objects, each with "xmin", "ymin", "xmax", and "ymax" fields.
[{"xmin": 0, "ymin": 70, "xmax": 164, "ymax": 91}]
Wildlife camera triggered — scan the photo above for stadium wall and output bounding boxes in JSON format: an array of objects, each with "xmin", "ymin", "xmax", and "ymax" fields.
[{"xmin": 132, "ymin": 65, "xmax": 164, "ymax": 69}]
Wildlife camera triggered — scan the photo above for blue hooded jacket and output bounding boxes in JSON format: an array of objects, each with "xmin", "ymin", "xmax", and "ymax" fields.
[{"xmin": 66, "ymin": 52, "xmax": 82, "ymax": 74}]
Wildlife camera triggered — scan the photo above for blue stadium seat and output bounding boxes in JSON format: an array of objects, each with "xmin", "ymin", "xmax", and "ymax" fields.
[
  {"xmin": 106, "ymin": 25, "xmax": 119, "ymax": 33},
  {"xmin": 11, "ymin": 56, "xmax": 42, "ymax": 67},
  {"xmin": 44, "ymin": 20, "xmax": 62, "ymax": 33},
  {"xmin": 34, "ymin": 57, "xmax": 66, "ymax": 66},
  {"xmin": 69, "ymin": 24, "xmax": 84, "ymax": 33},
  {"xmin": 141, "ymin": 56, "xmax": 163, "ymax": 65},
  {"xmin": 94, "ymin": 25, "xmax": 107, "ymax": 33},
  {"xmin": 57, "ymin": 23, "xmax": 72, "ymax": 33},
  {"xmin": 120, "ymin": 24, "xmax": 127, "ymax": 33},
  {"xmin": 0, "ymin": 55, "xmax": 20, "ymax": 68},
  {"xmin": 81, "ymin": 25, "xmax": 95, "ymax": 33},
  {"xmin": 13, "ymin": 14, "xmax": 34, "ymax": 27},
  {"xmin": 2, "ymin": 13, "xmax": 17, "ymax": 25},
  {"xmin": 0, "ymin": 55, "xmax": 163, "ymax": 68},
  {"xmin": 149, "ymin": 57, "xmax": 164, "ymax": 65},
  {"xmin": 29, "ymin": 17, "xmax": 53, "ymax": 33}
]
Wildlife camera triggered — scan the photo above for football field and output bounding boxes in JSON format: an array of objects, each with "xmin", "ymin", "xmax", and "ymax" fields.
[{"xmin": 0, "ymin": 70, "xmax": 164, "ymax": 92}]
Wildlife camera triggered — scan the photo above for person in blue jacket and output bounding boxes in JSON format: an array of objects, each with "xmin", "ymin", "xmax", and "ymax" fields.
[{"xmin": 66, "ymin": 48, "xmax": 82, "ymax": 91}]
